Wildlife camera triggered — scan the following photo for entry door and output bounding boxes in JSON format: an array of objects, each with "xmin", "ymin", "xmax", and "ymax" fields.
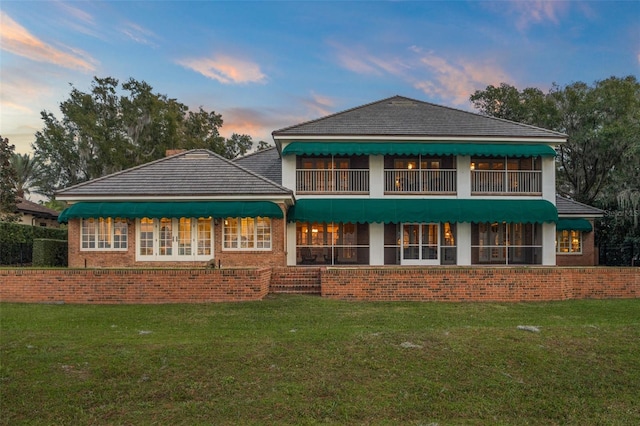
[
  {"xmin": 138, "ymin": 218, "xmax": 213, "ymax": 261},
  {"xmin": 401, "ymin": 223, "xmax": 439, "ymax": 265}
]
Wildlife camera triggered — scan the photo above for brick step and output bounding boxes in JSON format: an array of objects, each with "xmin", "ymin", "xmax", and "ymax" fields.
[{"xmin": 270, "ymin": 267, "xmax": 321, "ymax": 294}]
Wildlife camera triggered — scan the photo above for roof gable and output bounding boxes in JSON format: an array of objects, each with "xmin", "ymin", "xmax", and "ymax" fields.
[
  {"xmin": 56, "ymin": 149, "xmax": 292, "ymax": 199},
  {"xmin": 273, "ymin": 95, "xmax": 566, "ymax": 140}
]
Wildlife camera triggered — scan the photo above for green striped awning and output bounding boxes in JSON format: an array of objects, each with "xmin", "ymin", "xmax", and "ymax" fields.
[
  {"xmin": 556, "ymin": 218, "xmax": 593, "ymax": 232},
  {"xmin": 287, "ymin": 199, "xmax": 557, "ymax": 224},
  {"xmin": 281, "ymin": 142, "xmax": 557, "ymax": 157},
  {"xmin": 58, "ymin": 201, "xmax": 283, "ymax": 223}
]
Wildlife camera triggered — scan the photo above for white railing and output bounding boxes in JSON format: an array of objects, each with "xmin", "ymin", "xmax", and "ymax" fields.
[
  {"xmin": 296, "ymin": 169, "xmax": 369, "ymax": 193},
  {"xmin": 384, "ymin": 169, "xmax": 457, "ymax": 193},
  {"xmin": 471, "ymin": 170, "xmax": 541, "ymax": 194}
]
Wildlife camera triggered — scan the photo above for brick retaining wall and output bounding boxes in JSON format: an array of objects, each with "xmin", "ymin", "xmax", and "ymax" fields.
[
  {"xmin": 0, "ymin": 268, "xmax": 271, "ymax": 304},
  {"xmin": 321, "ymin": 267, "xmax": 639, "ymax": 301},
  {"xmin": 0, "ymin": 267, "xmax": 637, "ymax": 304}
]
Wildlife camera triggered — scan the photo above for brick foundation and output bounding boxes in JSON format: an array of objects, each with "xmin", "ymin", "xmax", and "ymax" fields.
[{"xmin": 1, "ymin": 267, "xmax": 637, "ymax": 304}]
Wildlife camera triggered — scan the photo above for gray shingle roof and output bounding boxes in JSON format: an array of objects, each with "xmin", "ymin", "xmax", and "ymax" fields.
[
  {"xmin": 56, "ymin": 149, "xmax": 292, "ymax": 198},
  {"xmin": 234, "ymin": 147, "xmax": 282, "ymax": 185},
  {"xmin": 556, "ymin": 195, "xmax": 603, "ymax": 217},
  {"xmin": 273, "ymin": 95, "xmax": 566, "ymax": 139},
  {"xmin": 16, "ymin": 198, "xmax": 59, "ymax": 219}
]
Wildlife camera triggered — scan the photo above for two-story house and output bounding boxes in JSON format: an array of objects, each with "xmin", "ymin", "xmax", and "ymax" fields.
[
  {"xmin": 56, "ymin": 96, "xmax": 601, "ymax": 268},
  {"xmin": 273, "ymin": 96, "xmax": 564, "ymax": 267}
]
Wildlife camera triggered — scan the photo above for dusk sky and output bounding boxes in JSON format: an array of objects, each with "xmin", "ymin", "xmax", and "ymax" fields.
[{"xmin": 1, "ymin": 1, "xmax": 639, "ymax": 155}]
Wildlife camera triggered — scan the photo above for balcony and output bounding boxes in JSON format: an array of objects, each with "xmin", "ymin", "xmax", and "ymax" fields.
[
  {"xmin": 296, "ymin": 169, "xmax": 369, "ymax": 194},
  {"xmin": 471, "ymin": 170, "xmax": 542, "ymax": 195},
  {"xmin": 384, "ymin": 169, "xmax": 456, "ymax": 194}
]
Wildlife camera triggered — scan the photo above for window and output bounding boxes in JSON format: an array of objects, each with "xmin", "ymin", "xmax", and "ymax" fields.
[
  {"xmin": 81, "ymin": 218, "xmax": 128, "ymax": 251},
  {"xmin": 296, "ymin": 221, "xmax": 369, "ymax": 265},
  {"xmin": 556, "ymin": 230, "xmax": 582, "ymax": 254},
  {"xmin": 223, "ymin": 217, "xmax": 272, "ymax": 250},
  {"xmin": 136, "ymin": 217, "xmax": 213, "ymax": 261},
  {"xmin": 471, "ymin": 222, "xmax": 542, "ymax": 265}
]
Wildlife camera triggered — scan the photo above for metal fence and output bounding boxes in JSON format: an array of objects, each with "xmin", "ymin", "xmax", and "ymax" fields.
[
  {"xmin": 0, "ymin": 242, "xmax": 33, "ymax": 266},
  {"xmin": 599, "ymin": 241, "xmax": 640, "ymax": 266}
]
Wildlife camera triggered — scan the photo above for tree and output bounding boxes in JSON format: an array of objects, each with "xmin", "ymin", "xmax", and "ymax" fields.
[
  {"xmin": 0, "ymin": 136, "xmax": 19, "ymax": 222},
  {"xmin": 470, "ymin": 76, "xmax": 640, "ymax": 205},
  {"xmin": 257, "ymin": 141, "xmax": 272, "ymax": 151},
  {"xmin": 10, "ymin": 153, "xmax": 42, "ymax": 198},
  {"xmin": 33, "ymin": 76, "xmax": 252, "ymax": 198}
]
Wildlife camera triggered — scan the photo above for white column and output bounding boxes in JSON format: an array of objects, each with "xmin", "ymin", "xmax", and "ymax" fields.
[
  {"xmin": 542, "ymin": 222, "xmax": 556, "ymax": 265},
  {"xmin": 286, "ymin": 222, "xmax": 297, "ymax": 266},
  {"xmin": 457, "ymin": 155, "xmax": 471, "ymax": 198},
  {"xmin": 541, "ymin": 156, "xmax": 555, "ymax": 203},
  {"xmin": 369, "ymin": 155, "xmax": 384, "ymax": 197},
  {"xmin": 281, "ymin": 148, "xmax": 297, "ymax": 193},
  {"xmin": 369, "ymin": 222, "xmax": 384, "ymax": 265},
  {"xmin": 457, "ymin": 222, "xmax": 472, "ymax": 265}
]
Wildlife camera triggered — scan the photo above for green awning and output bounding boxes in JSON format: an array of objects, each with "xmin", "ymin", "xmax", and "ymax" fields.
[
  {"xmin": 58, "ymin": 201, "xmax": 283, "ymax": 223},
  {"xmin": 556, "ymin": 218, "xmax": 593, "ymax": 232},
  {"xmin": 281, "ymin": 142, "xmax": 557, "ymax": 157},
  {"xmin": 288, "ymin": 199, "xmax": 557, "ymax": 224}
]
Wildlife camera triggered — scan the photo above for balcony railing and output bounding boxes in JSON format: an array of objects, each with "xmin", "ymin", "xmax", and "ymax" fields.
[
  {"xmin": 471, "ymin": 170, "xmax": 542, "ymax": 194},
  {"xmin": 384, "ymin": 169, "xmax": 457, "ymax": 194},
  {"xmin": 296, "ymin": 169, "xmax": 369, "ymax": 193}
]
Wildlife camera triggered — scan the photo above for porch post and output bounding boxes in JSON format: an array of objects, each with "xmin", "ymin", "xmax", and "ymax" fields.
[
  {"xmin": 369, "ymin": 155, "xmax": 384, "ymax": 197},
  {"xmin": 286, "ymin": 222, "xmax": 297, "ymax": 266},
  {"xmin": 457, "ymin": 222, "xmax": 472, "ymax": 265},
  {"xmin": 369, "ymin": 222, "xmax": 384, "ymax": 265},
  {"xmin": 542, "ymin": 222, "xmax": 556, "ymax": 265}
]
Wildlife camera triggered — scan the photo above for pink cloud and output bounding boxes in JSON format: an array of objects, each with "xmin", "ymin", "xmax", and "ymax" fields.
[
  {"xmin": 414, "ymin": 52, "xmax": 513, "ymax": 106},
  {"xmin": 178, "ymin": 55, "xmax": 266, "ymax": 84},
  {"xmin": 0, "ymin": 11, "xmax": 96, "ymax": 72}
]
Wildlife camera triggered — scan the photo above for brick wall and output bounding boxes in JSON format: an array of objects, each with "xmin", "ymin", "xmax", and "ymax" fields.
[
  {"xmin": 67, "ymin": 217, "xmax": 287, "ymax": 268},
  {"xmin": 0, "ymin": 268, "xmax": 271, "ymax": 304},
  {"xmin": 1, "ymin": 267, "xmax": 637, "ymax": 304},
  {"xmin": 321, "ymin": 267, "xmax": 639, "ymax": 301}
]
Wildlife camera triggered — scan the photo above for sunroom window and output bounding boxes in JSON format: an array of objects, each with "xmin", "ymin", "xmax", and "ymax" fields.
[
  {"xmin": 223, "ymin": 217, "xmax": 272, "ymax": 250},
  {"xmin": 81, "ymin": 218, "xmax": 128, "ymax": 251},
  {"xmin": 556, "ymin": 230, "xmax": 582, "ymax": 254}
]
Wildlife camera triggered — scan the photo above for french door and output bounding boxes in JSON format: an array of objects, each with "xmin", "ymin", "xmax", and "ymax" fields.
[
  {"xmin": 401, "ymin": 223, "xmax": 439, "ymax": 265},
  {"xmin": 137, "ymin": 217, "xmax": 213, "ymax": 261}
]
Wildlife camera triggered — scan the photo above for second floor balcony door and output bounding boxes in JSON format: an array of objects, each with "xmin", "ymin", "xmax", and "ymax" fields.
[{"xmin": 401, "ymin": 223, "xmax": 439, "ymax": 265}]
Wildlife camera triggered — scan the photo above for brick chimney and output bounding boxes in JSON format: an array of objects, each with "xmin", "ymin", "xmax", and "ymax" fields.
[{"xmin": 165, "ymin": 149, "xmax": 187, "ymax": 157}]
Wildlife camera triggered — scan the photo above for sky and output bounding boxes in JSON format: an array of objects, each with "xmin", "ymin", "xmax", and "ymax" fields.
[{"xmin": 1, "ymin": 0, "xmax": 639, "ymax": 155}]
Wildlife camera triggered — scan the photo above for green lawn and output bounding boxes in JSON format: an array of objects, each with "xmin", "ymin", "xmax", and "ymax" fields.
[{"xmin": 1, "ymin": 296, "xmax": 639, "ymax": 425}]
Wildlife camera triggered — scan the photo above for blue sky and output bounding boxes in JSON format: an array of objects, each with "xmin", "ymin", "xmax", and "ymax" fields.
[{"xmin": 2, "ymin": 1, "xmax": 639, "ymax": 154}]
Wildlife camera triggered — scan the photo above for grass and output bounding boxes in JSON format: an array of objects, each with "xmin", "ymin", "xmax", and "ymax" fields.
[{"xmin": 1, "ymin": 296, "xmax": 639, "ymax": 425}]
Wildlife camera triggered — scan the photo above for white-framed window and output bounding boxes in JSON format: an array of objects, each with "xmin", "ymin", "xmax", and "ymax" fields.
[
  {"xmin": 81, "ymin": 218, "xmax": 128, "ymax": 251},
  {"xmin": 556, "ymin": 230, "xmax": 582, "ymax": 254},
  {"xmin": 223, "ymin": 217, "xmax": 271, "ymax": 250},
  {"xmin": 136, "ymin": 217, "xmax": 213, "ymax": 261}
]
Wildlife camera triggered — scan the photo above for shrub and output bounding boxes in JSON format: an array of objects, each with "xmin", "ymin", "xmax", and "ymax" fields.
[
  {"xmin": 0, "ymin": 223, "xmax": 67, "ymax": 265},
  {"xmin": 32, "ymin": 238, "xmax": 68, "ymax": 267}
]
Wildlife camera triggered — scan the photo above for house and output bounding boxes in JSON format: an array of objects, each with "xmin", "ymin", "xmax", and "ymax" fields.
[
  {"xmin": 555, "ymin": 195, "xmax": 603, "ymax": 266},
  {"xmin": 56, "ymin": 150, "xmax": 293, "ymax": 268},
  {"xmin": 14, "ymin": 197, "xmax": 60, "ymax": 228},
  {"xmin": 273, "ymin": 96, "xmax": 565, "ymax": 266},
  {"xmin": 56, "ymin": 95, "xmax": 603, "ymax": 268}
]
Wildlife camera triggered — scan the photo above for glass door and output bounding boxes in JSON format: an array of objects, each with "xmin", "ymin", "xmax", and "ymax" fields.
[{"xmin": 401, "ymin": 223, "xmax": 439, "ymax": 265}]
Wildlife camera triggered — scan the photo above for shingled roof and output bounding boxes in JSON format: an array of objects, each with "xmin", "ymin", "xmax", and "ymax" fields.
[
  {"xmin": 56, "ymin": 149, "xmax": 292, "ymax": 199},
  {"xmin": 16, "ymin": 198, "xmax": 59, "ymax": 219},
  {"xmin": 556, "ymin": 195, "xmax": 603, "ymax": 217},
  {"xmin": 273, "ymin": 95, "xmax": 566, "ymax": 140},
  {"xmin": 234, "ymin": 147, "xmax": 282, "ymax": 185}
]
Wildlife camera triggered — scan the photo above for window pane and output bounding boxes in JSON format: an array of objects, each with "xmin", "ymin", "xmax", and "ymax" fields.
[
  {"xmin": 256, "ymin": 217, "xmax": 271, "ymax": 249},
  {"xmin": 240, "ymin": 218, "xmax": 254, "ymax": 248},
  {"xmin": 97, "ymin": 218, "xmax": 112, "ymax": 249},
  {"xmin": 159, "ymin": 218, "xmax": 172, "ymax": 256},
  {"xmin": 82, "ymin": 218, "xmax": 96, "ymax": 249},
  {"xmin": 197, "ymin": 218, "xmax": 212, "ymax": 256},
  {"xmin": 224, "ymin": 218, "xmax": 238, "ymax": 248},
  {"xmin": 139, "ymin": 218, "xmax": 154, "ymax": 256},
  {"xmin": 178, "ymin": 218, "xmax": 192, "ymax": 256},
  {"xmin": 113, "ymin": 219, "xmax": 128, "ymax": 249}
]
